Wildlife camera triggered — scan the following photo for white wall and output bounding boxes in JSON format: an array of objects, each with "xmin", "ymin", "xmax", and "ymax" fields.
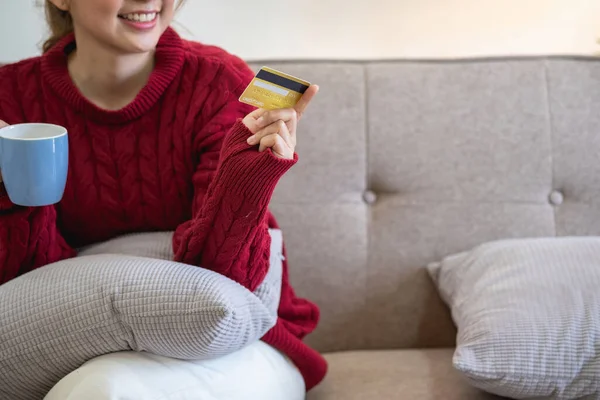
[{"xmin": 1, "ymin": 0, "xmax": 599, "ymax": 63}]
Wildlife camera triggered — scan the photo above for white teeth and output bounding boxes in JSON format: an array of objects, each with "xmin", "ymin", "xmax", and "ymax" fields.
[{"xmin": 121, "ymin": 12, "xmax": 157, "ymax": 22}]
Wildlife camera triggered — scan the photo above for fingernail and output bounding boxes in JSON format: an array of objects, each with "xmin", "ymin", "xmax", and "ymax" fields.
[
  {"xmin": 256, "ymin": 116, "xmax": 264, "ymax": 124},
  {"xmin": 247, "ymin": 135, "xmax": 256, "ymax": 145}
]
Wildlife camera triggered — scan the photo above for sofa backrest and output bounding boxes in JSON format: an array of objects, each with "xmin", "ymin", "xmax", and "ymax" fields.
[{"xmin": 249, "ymin": 57, "xmax": 600, "ymax": 353}]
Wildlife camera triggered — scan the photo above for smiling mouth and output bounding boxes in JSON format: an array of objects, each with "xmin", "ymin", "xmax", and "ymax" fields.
[{"xmin": 117, "ymin": 12, "xmax": 158, "ymax": 22}]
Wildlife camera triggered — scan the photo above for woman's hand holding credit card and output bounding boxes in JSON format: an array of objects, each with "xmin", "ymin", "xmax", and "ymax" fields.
[{"xmin": 241, "ymin": 67, "xmax": 318, "ymax": 160}]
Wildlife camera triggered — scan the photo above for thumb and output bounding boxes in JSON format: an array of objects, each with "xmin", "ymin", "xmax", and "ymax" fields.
[{"xmin": 294, "ymin": 84, "xmax": 319, "ymax": 120}]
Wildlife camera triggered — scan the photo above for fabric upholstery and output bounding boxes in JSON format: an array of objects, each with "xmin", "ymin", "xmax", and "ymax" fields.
[
  {"xmin": 307, "ymin": 349, "xmax": 506, "ymax": 400},
  {"xmin": 246, "ymin": 57, "xmax": 600, "ymax": 353},
  {"xmin": 547, "ymin": 60, "xmax": 600, "ymax": 236},
  {"xmin": 428, "ymin": 237, "xmax": 600, "ymax": 399},
  {"xmin": 0, "ymin": 230, "xmax": 283, "ymax": 400}
]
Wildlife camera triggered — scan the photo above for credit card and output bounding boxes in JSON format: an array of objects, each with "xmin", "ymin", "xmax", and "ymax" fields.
[{"xmin": 239, "ymin": 66, "xmax": 311, "ymax": 110}]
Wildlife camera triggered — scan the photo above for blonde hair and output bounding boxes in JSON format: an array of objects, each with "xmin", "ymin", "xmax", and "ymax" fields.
[{"xmin": 42, "ymin": 0, "xmax": 187, "ymax": 53}]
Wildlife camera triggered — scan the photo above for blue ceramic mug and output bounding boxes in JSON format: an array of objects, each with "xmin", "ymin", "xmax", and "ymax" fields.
[{"xmin": 0, "ymin": 123, "xmax": 68, "ymax": 207}]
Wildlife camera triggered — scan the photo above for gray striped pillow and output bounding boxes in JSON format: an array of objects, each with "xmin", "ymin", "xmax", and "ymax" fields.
[
  {"xmin": 427, "ymin": 237, "xmax": 600, "ymax": 400},
  {"xmin": 0, "ymin": 230, "xmax": 283, "ymax": 400}
]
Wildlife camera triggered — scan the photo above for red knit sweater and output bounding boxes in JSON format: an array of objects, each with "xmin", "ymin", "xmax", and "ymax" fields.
[{"xmin": 0, "ymin": 28, "xmax": 326, "ymax": 390}]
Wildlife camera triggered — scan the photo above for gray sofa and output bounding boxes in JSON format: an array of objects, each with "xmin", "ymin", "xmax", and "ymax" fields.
[{"xmin": 249, "ymin": 56, "xmax": 600, "ymax": 399}]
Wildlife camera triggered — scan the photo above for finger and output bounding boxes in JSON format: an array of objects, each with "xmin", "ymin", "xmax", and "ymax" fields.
[
  {"xmin": 242, "ymin": 108, "xmax": 269, "ymax": 134},
  {"xmin": 294, "ymin": 84, "xmax": 319, "ymax": 119},
  {"xmin": 273, "ymin": 120, "xmax": 293, "ymax": 148},
  {"xmin": 258, "ymin": 133, "xmax": 289, "ymax": 158},
  {"xmin": 255, "ymin": 108, "xmax": 297, "ymax": 131},
  {"xmin": 247, "ymin": 108, "xmax": 268, "ymax": 120},
  {"xmin": 247, "ymin": 120, "xmax": 280, "ymax": 145},
  {"xmin": 248, "ymin": 119, "xmax": 293, "ymax": 147}
]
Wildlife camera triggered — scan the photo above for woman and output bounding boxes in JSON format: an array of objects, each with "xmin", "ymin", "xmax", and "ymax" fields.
[{"xmin": 0, "ymin": 0, "xmax": 326, "ymax": 398}]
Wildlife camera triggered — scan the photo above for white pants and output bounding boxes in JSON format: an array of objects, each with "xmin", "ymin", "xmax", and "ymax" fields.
[{"xmin": 44, "ymin": 341, "xmax": 305, "ymax": 400}]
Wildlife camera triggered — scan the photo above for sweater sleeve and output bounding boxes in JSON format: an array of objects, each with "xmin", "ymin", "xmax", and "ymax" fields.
[
  {"xmin": 172, "ymin": 65, "xmax": 296, "ymax": 292},
  {"xmin": 0, "ymin": 64, "xmax": 77, "ymax": 285},
  {"xmin": 0, "ymin": 185, "xmax": 77, "ymax": 285}
]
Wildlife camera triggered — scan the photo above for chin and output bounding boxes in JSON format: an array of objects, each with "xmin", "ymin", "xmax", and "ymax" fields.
[
  {"xmin": 123, "ymin": 41, "xmax": 160, "ymax": 54},
  {"xmin": 118, "ymin": 31, "xmax": 165, "ymax": 54}
]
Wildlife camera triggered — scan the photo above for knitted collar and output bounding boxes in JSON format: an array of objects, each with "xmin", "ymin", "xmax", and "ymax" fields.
[{"xmin": 41, "ymin": 27, "xmax": 185, "ymax": 124}]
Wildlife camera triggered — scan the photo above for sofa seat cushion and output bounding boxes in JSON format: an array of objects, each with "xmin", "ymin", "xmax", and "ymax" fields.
[{"xmin": 308, "ymin": 349, "xmax": 507, "ymax": 400}]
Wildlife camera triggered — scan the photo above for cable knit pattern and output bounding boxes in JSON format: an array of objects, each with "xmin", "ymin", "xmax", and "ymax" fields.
[{"xmin": 0, "ymin": 28, "xmax": 326, "ymax": 390}]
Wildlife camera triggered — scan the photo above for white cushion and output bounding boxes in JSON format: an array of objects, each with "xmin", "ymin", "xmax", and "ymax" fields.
[{"xmin": 44, "ymin": 340, "xmax": 305, "ymax": 400}]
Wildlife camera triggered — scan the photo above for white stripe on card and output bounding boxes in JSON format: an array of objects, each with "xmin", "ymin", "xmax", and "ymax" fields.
[{"xmin": 253, "ymin": 80, "xmax": 290, "ymax": 96}]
